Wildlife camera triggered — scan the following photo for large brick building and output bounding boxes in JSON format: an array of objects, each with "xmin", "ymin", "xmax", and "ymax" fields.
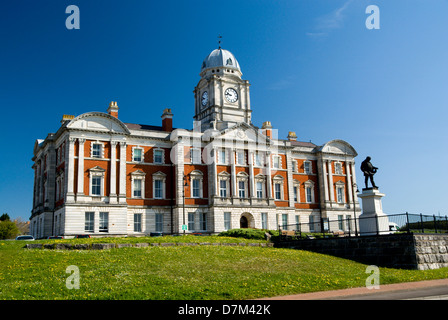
[{"xmin": 30, "ymin": 47, "xmax": 360, "ymax": 239}]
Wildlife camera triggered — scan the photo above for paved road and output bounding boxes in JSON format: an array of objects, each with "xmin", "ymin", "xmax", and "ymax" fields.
[{"xmin": 260, "ymin": 278, "xmax": 448, "ymax": 300}]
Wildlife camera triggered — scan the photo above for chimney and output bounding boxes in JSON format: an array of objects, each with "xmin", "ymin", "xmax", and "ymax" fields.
[
  {"xmin": 287, "ymin": 131, "xmax": 297, "ymax": 141},
  {"xmin": 107, "ymin": 101, "xmax": 119, "ymax": 118},
  {"xmin": 61, "ymin": 114, "xmax": 75, "ymax": 125},
  {"xmin": 262, "ymin": 121, "xmax": 272, "ymax": 139},
  {"xmin": 161, "ymin": 108, "xmax": 173, "ymax": 132}
]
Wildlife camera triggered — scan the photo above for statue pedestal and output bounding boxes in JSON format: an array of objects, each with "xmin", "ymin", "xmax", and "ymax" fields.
[{"xmin": 357, "ymin": 188, "xmax": 390, "ymax": 236}]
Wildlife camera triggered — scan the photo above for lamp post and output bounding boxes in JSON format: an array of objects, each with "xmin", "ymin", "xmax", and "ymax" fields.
[
  {"xmin": 352, "ymin": 182, "xmax": 359, "ymax": 236},
  {"xmin": 182, "ymin": 175, "xmax": 188, "ymax": 235}
]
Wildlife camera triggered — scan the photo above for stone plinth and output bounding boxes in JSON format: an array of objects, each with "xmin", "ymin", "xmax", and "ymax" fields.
[{"xmin": 358, "ymin": 188, "xmax": 390, "ymax": 236}]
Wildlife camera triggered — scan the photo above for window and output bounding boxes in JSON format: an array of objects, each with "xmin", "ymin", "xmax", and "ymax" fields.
[
  {"xmin": 338, "ymin": 215, "xmax": 344, "ymax": 231},
  {"xmin": 199, "ymin": 212, "xmax": 207, "ymax": 230},
  {"xmin": 335, "ymin": 162, "xmax": 343, "ymax": 175},
  {"xmin": 218, "ymin": 149, "xmax": 226, "ymax": 164},
  {"xmin": 89, "ymin": 166, "xmax": 105, "ymax": 197},
  {"xmin": 309, "ymin": 215, "xmax": 315, "ymax": 232},
  {"xmin": 155, "ymin": 213, "xmax": 163, "ymax": 232},
  {"xmin": 99, "ymin": 212, "xmax": 108, "ymax": 233},
  {"xmin": 293, "ymin": 186, "xmax": 298, "ymax": 202},
  {"xmin": 190, "ymin": 171, "xmax": 203, "ymax": 198},
  {"xmin": 133, "ymin": 179, "xmax": 142, "ymax": 198},
  {"xmin": 306, "ymin": 187, "xmax": 313, "ymax": 203},
  {"xmin": 154, "ymin": 179, "xmax": 163, "ymax": 199},
  {"xmin": 261, "ymin": 213, "xmax": 268, "ymax": 229},
  {"xmin": 237, "ymin": 151, "xmax": 245, "ymax": 165},
  {"xmin": 192, "ymin": 179, "xmax": 200, "ymax": 198},
  {"xmin": 304, "ymin": 161, "xmax": 312, "ymax": 174},
  {"xmin": 188, "ymin": 213, "xmax": 195, "ymax": 231},
  {"xmin": 134, "ymin": 214, "xmax": 142, "ymax": 232},
  {"xmin": 273, "ymin": 155, "xmax": 280, "ymax": 169},
  {"xmin": 85, "ymin": 212, "xmax": 94, "ymax": 232},
  {"xmin": 254, "ymin": 152, "xmax": 264, "ymax": 167},
  {"xmin": 219, "ymin": 179, "xmax": 227, "ymax": 197},
  {"xmin": 91, "ymin": 176, "xmax": 102, "ymax": 196},
  {"xmin": 337, "ymin": 186, "xmax": 345, "ymax": 203},
  {"xmin": 282, "ymin": 214, "xmax": 288, "ymax": 230},
  {"xmin": 224, "ymin": 212, "xmax": 231, "ymax": 230},
  {"xmin": 153, "ymin": 149, "xmax": 164, "ymax": 164},
  {"xmin": 91, "ymin": 143, "xmax": 102, "ymax": 158},
  {"xmin": 191, "ymin": 148, "xmax": 201, "ymax": 164},
  {"xmin": 133, "ymin": 148, "xmax": 143, "ymax": 162},
  {"xmin": 292, "ymin": 160, "xmax": 297, "ymax": 173},
  {"xmin": 274, "ymin": 183, "xmax": 281, "ymax": 200},
  {"xmin": 238, "ymin": 181, "xmax": 246, "ymax": 198},
  {"xmin": 152, "ymin": 172, "xmax": 166, "ymax": 199},
  {"xmin": 256, "ymin": 181, "xmax": 263, "ymax": 199},
  {"xmin": 131, "ymin": 170, "xmax": 146, "ymax": 199},
  {"xmin": 295, "ymin": 215, "xmax": 300, "ymax": 230}
]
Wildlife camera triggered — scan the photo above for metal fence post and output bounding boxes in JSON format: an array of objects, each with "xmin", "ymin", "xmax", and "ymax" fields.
[
  {"xmin": 406, "ymin": 212, "xmax": 410, "ymax": 234},
  {"xmin": 433, "ymin": 215, "xmax": 438, "ymax": 234},
  {"xmin": 420, "ymin": 213, "xmax": 424, "ymax": 233}
]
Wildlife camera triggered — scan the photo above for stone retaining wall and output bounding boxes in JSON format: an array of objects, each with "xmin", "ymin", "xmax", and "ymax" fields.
[
  {"xmin": 275, "ymin": 233, "xmax": 448, "ymax": 270},
  {"xmin": 25, "ymin": 242, "xmax": 274, "ymax": 250}
]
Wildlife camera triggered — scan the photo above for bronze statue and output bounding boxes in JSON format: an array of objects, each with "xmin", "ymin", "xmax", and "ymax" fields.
[{"xmin": 360, "ymin": 156, "xmax": 378, "ymax": 189}]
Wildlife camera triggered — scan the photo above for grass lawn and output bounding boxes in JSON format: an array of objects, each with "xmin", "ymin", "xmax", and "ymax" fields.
[{"xmin": 1, "ymin": 236, "xmax": 448, "ymax": 300}]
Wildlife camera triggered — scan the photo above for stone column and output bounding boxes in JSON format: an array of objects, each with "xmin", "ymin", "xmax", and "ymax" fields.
[
  {"xmin": 66, "ymin": 137, "xmax": 76, "ymax": 203},
  {"xmin": 327, "ymin": 160, "xmax": 335, "ymax": 203},
  {"xmin": 351, "ymin": 162, "xmax": 359, "ymax": 203},
  {"xmin": 230, "ymin": 148, "xmax": 237, "ymax": 197},
  {"xmin": 109, "ymin": 141, "xmax": 118, "ymax": 204},
  {"xmin": 345, "ymin": 160, "xmax": 353, "ymax": 207},
  {"xmin": 266, "ymin": 152, "xmax": 273, "ymax": 199},
  {"xmin": 76, "ymin": 138, "xmax": 85, "ymax": 200},
  {"xmin": 118, "ymin": 142, "xmax": 127, "ymax": 204},
  {"xmin": 286, "ymin": 150, "xmax": 294, "ymax": 207},
  {"xmin": 322, "ymin": 159, "xmax": 329, "ymax": 203},
  {"xmin": 248, "ymin": 150, "xmax": 255, "ymax": 198}
]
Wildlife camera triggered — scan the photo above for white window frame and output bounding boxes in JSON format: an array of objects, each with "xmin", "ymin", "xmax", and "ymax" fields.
[
  {"xmin": 236, "ymin": 150, "xmax": 245, "ymax": 165},
  {"xmin": 155, "ymin": 213, "xmax": 163, "ymax": 232},
  {"xmin": 334, "ymin": 162, "xmax": 343, "ymax": 175},
  {"xmin": 218, "ymin": 171, "xmax": 230, "ymax": 198},
  {"xmin": 304, "ymin": 180, "xmax": 315, "ymax": 203},
  {"xmin": 254, "ymin": 152, "xmax": 265, "ymax": 167},
  {"xmin": 273, "ymin": 175, "xmax": 284, "ymax": 200},
  {"xmin": 272, "ymin": 155, "xmax": 281, "ymax": 169},
  {"xmin": 134, "ymin": 213, "xmax": 142, "ymax": 232},
  {"xmin": 85, "ymin": 211, "xmax": 94, "ymax": 233},
  {"xmin": 291, "ymin": 160, "xmax": 298, "ymax": 173},
  {"xmin": 131, "ymin": 170, "xmax": 146, "ymax": 199},
  {"xmin": 237, "ymin": 172, "xmax": 249, "ymax": 199},
  {"xmin": 199, "ymin": 212, "xmax": 207, "ymax": 231},
  {"xmin": 153, "ymin": 148, "xmax": 165, "ymax": 164},
  {"xmin": 190, "ymin": 170, "xmax": 204, "ymax": 198},
  {"xmin": 304, "ymin": 160, "xmax": 312, "ymax": 174},
  {"xmin": 91, "ymin": 141, "xmax": 104, "ymax": 159},
  {"xmin": 254, "ymin": 174, "xmax": 265, "ymax": 199},
  {"xmin": 190, "ymin": 148, "xmax": 201, "ymax": 164},
  {"xmin": 152, "ymin": 171, "xmax": 166, "ymax": 199},
  {"xmin": 99, "ymin": 212, "xmax": 109, "ymax": 233},
  {"xmin": 89, "ymin": 166, "xmax": 105, "ymax": 196},
  {"xmin": 335, "ymin": 181, "xmax": 346, "ymax": 204},
  {"xmin": 261, "ymin": 212, "xmax": 268, "ymax": 229},
  {"xmin": 132, "ymin": 147, "xmax": 144, "ymax": 162},
  {"xmin": 218, "ymin": 149, "xmax": 227, "ymax": 164},
  {"xmin": 224, "ymin": 212, "xmax": 231, "ymax": 230},
  {"xmin": 188, "ymin": 212, "xmax": 195, "ymax": 231}
]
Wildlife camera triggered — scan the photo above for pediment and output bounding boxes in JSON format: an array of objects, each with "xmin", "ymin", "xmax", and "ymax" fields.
[
  {"xmin": 319, "ymin": 139, "xmax": 357, "ymax": 156},
  {"xmin": 67, "ymin": 112, "xmax": 130, "ymax": 135},
  {"xmin": 213, "ymin": 123, "xmax": 271, "ymax": 145}
]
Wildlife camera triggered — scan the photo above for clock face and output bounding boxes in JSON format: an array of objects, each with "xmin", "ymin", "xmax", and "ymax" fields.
[
  {"xmin": 201, "ymin": 91, "xmax": 208, "ymax": 107},
  {"xmin": 225, "ymin": 88, "xmax": 238, "ymax": 103}
]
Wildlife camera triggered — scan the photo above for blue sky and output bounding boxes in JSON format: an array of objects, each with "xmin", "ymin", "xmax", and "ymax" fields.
[{"xmin": 0, "ymin": 0, "xmax": 447, "ymax": 220}]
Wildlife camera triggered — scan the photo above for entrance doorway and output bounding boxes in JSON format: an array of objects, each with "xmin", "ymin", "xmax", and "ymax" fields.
[
  {"xmin": 240, "ymin": 216, "xmax": 248, "ymax": 228},
  {"xmin": 239, "ymin": 213, "xmax": 255, "ymax": 229}
]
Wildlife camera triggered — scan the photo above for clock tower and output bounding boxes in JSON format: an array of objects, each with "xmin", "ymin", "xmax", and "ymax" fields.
[{"xmin": 194, "ymin": 48, "xmax": 252, "ymax": 132}]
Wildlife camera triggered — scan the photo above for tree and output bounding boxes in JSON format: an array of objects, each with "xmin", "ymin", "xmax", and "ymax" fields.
[
  {"xmin": 0, "ymin": 213, "xmax": 11, "ymax": 221},
  {"xmin": 0, "ymin": 220, "xmax": 19, "ymax": 239}
]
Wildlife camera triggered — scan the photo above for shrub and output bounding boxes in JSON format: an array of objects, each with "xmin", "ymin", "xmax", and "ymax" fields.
[{"xmin": 218, "ymin": 228, "xmax": 277, "ymax": 240}]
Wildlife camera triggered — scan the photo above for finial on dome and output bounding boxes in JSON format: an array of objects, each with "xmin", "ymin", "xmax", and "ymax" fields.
[{"xmin": 218, "ymin": 34, "xmax": 222, "ymax": 49}]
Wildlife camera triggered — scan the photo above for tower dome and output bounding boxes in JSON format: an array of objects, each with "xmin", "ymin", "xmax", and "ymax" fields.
[{"xmin": 200, "ymin": 48, "xmax": 242, "ymax": 77}]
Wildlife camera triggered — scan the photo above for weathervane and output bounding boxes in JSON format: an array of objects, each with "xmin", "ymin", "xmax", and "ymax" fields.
[{"xmin": 218, "ymin": 34, "xmax": 222, "ymax": 49}]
